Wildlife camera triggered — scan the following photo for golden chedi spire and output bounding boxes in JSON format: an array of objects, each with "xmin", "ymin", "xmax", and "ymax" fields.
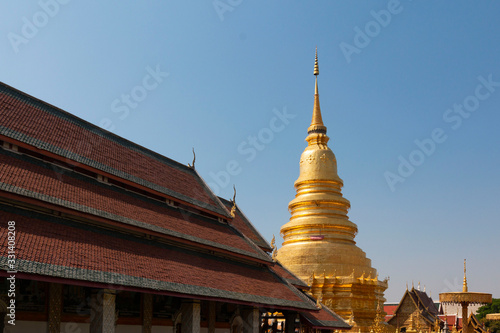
[
  {"xmin": 309, "ymin": 47, "xmax": 327, "ymax": 135},
  {"xmin": 276, "ymin": 49, "xmax": 386, "ymax": 333},
  {"xmin": 277, "ymin": 49, "xmax": 360, "ymax": 273}
]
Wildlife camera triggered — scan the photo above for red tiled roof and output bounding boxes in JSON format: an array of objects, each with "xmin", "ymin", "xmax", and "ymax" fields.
[
  {"xmin": 0, "ymin": 84, "xmax": 225, "ymax": 216},
  {"xmin": 0, "ymin": 82, "xmax": 351, "ymax": 321},
  {"xmin": 384, "ymin": 305, "xmax": 398, "ymax": 316},
  {"xmin": 218, "ymin": 198, "xmax": 272, "ymax": 252},
  {"xmin": 384, "ymin": 304, "xmax": 398, "ymax": 321},
  {"xmin": 300, "ymin": 304, "xmax": 350, "ymax": 329},
  {"xmin": 0, "ymin": 150, "xmax": 265, "ymax": 259},
  {"xmin": 270, "ymin": 262, "xmax": 309, "ymax": 289},
  {"xmin": 439, "ymin": 315, "xmax": 461, "ymax": 329},
  {"xmin": 0, "ymin": 208, "xmax": 315, "ymax": 310}
]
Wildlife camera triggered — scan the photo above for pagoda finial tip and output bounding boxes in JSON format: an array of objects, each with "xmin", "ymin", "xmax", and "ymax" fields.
[
  {"xmin": 463, "ymin": 259, "xmax": 468, "ymax": 292},
  {"xmin": 307, "ymin": 47, "xmax": 326, "ymax": 135},
  {"xmin": 314, "ymin": 47, "xmax": 319, "ymax": 76}
]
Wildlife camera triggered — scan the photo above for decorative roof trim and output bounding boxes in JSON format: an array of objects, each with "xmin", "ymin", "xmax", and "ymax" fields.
[
  {"xmin": 0, "ymin": 124, "xmax": 226, "ymax": 216},
  {"xmin": 0, "ymin": 82, "xmax": 229, "ymax": 218},
  {"xmin": 0, "ymin": 258, "xmax": 317, "ymax": 311},
  {"xmin": 0, "ymin": 180, "xmax": 270, "ymax": 262},
  {"xmin": 218, "ymin": 197, "xmax": 272, "ymax": 251},
  {"xmin": 300, "ymin": 304, "xmax": 351, "ymax": 329}
]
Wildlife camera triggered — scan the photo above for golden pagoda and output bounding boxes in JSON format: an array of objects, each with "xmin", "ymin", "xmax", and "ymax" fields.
[{"xmin": 276, "ymin": 49, "xmax": 388, "ymax": 332}]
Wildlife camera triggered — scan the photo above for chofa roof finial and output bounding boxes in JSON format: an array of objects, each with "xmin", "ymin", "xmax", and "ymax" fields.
[{"xmin": 230, "ymin": 185, "xmax": 237, "ymax": 218}]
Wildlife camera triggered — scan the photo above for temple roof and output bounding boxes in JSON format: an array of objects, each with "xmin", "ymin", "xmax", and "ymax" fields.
[
  {"xmin": 0, "ymin": 148, "xmax": 267, "ymax": 261},
  {"xmin": 218, "ymin": 197, "xmax": 272, "ymax": 252},
  {"xmin": 384, "ymin": 303, "xmax": 398, "ymax": 322},
  {"xmin": 301, "ymin": 303, "xmax": 351, "ymax": 330},
  {"xmin": 388, "ymin": 287, "xmax": 440, "ymax": 326},
  {"xmin": 0, "ymin": 82, "xmax": 228, "ymax": 218},
  {"xmin": 412, "ymin": 289, "xmax": 439, "ymax": 316},
  {"xmin": 0, "ymin": 205, "xmax": 316, "ymax": 310},
  {"xmin": 0, "ymin": 81, "xmax": 351, "ymax": 325},
  {"xmin": 438, "ymin": 314, "xmax": 461, "ymax": 329},
  {"xmin": 270, "ymin": 261, "xmax": 310, "ymax": 290}
]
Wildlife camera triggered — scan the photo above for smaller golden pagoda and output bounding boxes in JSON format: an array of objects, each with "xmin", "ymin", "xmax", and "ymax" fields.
[{"xmin": 276, "ymin": 49, "xmax": 388, "ymax": 333}]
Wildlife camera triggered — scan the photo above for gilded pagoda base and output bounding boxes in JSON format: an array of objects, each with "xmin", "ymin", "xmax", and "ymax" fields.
[{"xmin": 308, "ymin": 272, "xmax": 388, "ymax": 333}]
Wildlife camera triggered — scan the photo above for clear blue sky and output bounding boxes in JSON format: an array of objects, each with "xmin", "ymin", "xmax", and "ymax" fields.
[{"xmin": 1, "ymin": 1, "xmax": 499, "ymax": 302}]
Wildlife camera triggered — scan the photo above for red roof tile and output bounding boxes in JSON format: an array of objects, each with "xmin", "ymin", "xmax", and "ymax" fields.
[
  {"xmin": 0, "ymin": 208, "xmax": 314, "ymax": 310},
  {"xmin": 439, "ymin": 315, "xmax": 461, "ymax": 329},
  {"xmin": 270, "ymin": 262, "xmax": 309, "ymax": 289},
  {"xmin": 0, "ymin": 150, "xmax": 264, "ymax": 259},
  {"xmin": 0, "ymin": 85, "xmax": 224, "ymax": 216},
  {"xmin": 384, "ymin": 304, "xmax": 398, "ymax": 322},
  {"xmin": 0, "ymin": 82, "xmax": 351, "ymax": 320},
  {"xmin": 384, "ymin": 305, "xmax": 398, "ymax": 316},
  {"xmin": 300, "ymin": 304, "xmax": 350, "ymax": 329},
  {"xmin": 219, "ymin": 198, "xmax": 272, "ymax": 252}
]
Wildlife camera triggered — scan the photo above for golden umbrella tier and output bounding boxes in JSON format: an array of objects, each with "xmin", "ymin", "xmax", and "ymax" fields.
[
  {"xmin": 439, "ymin": 260, "xmax": 492, "ymax": 333},
  {"xmin": 439, "ymin": 260, "xmax": 492, "ymax": 305},
  {"xmin": 440, "ymin": 292, "xmax": 492, "ymax": 305}
]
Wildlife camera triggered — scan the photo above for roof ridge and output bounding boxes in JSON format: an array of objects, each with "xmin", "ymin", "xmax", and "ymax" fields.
[
  {"xmin": 0, "ymin": 82, "xmax": 193, "ymax": 173},
  {"xmin": 390, "ymin": 288, "xmax": 412, "ymax": 317},
  {"xmin": 273, "ymin": 261, "xmax": 309, "ymax": 288},
  {"xmin": 218, "ymin": 196, "xmax": 272, "ymax": 250},
  {"xmin": 0, "ymin": 130, "xmax": 227, "ymax": 216},
  {"xmin": 267, "ymin": 262, "xmax": 318, "ymax": 310},
  {"xmin": 0, "ymin": 258, "xmax": 313, "ymax": 310},
  {"xmin": 0, "ymin": 158, "xmax": 268, "ymax": 262},
  {"xmin": 0, "ymin": 81, "xmax": 230, "ymax": 218}
]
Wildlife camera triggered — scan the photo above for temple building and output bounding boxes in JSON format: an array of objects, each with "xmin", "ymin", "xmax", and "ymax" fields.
[
  {"xmin": 386, "ymin": 285, "xmax": 489, "ymax": 333},
  {"xmin": 0, "ymin": 81, "xmax": 351, "ymax": 333},
  {"xmin": 276, "ymin": 51, "xmax": 388, "ymax": 333},
  {"xmin": 386, "ymin": 286, "xmax": 441, "ymax": 332}
]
